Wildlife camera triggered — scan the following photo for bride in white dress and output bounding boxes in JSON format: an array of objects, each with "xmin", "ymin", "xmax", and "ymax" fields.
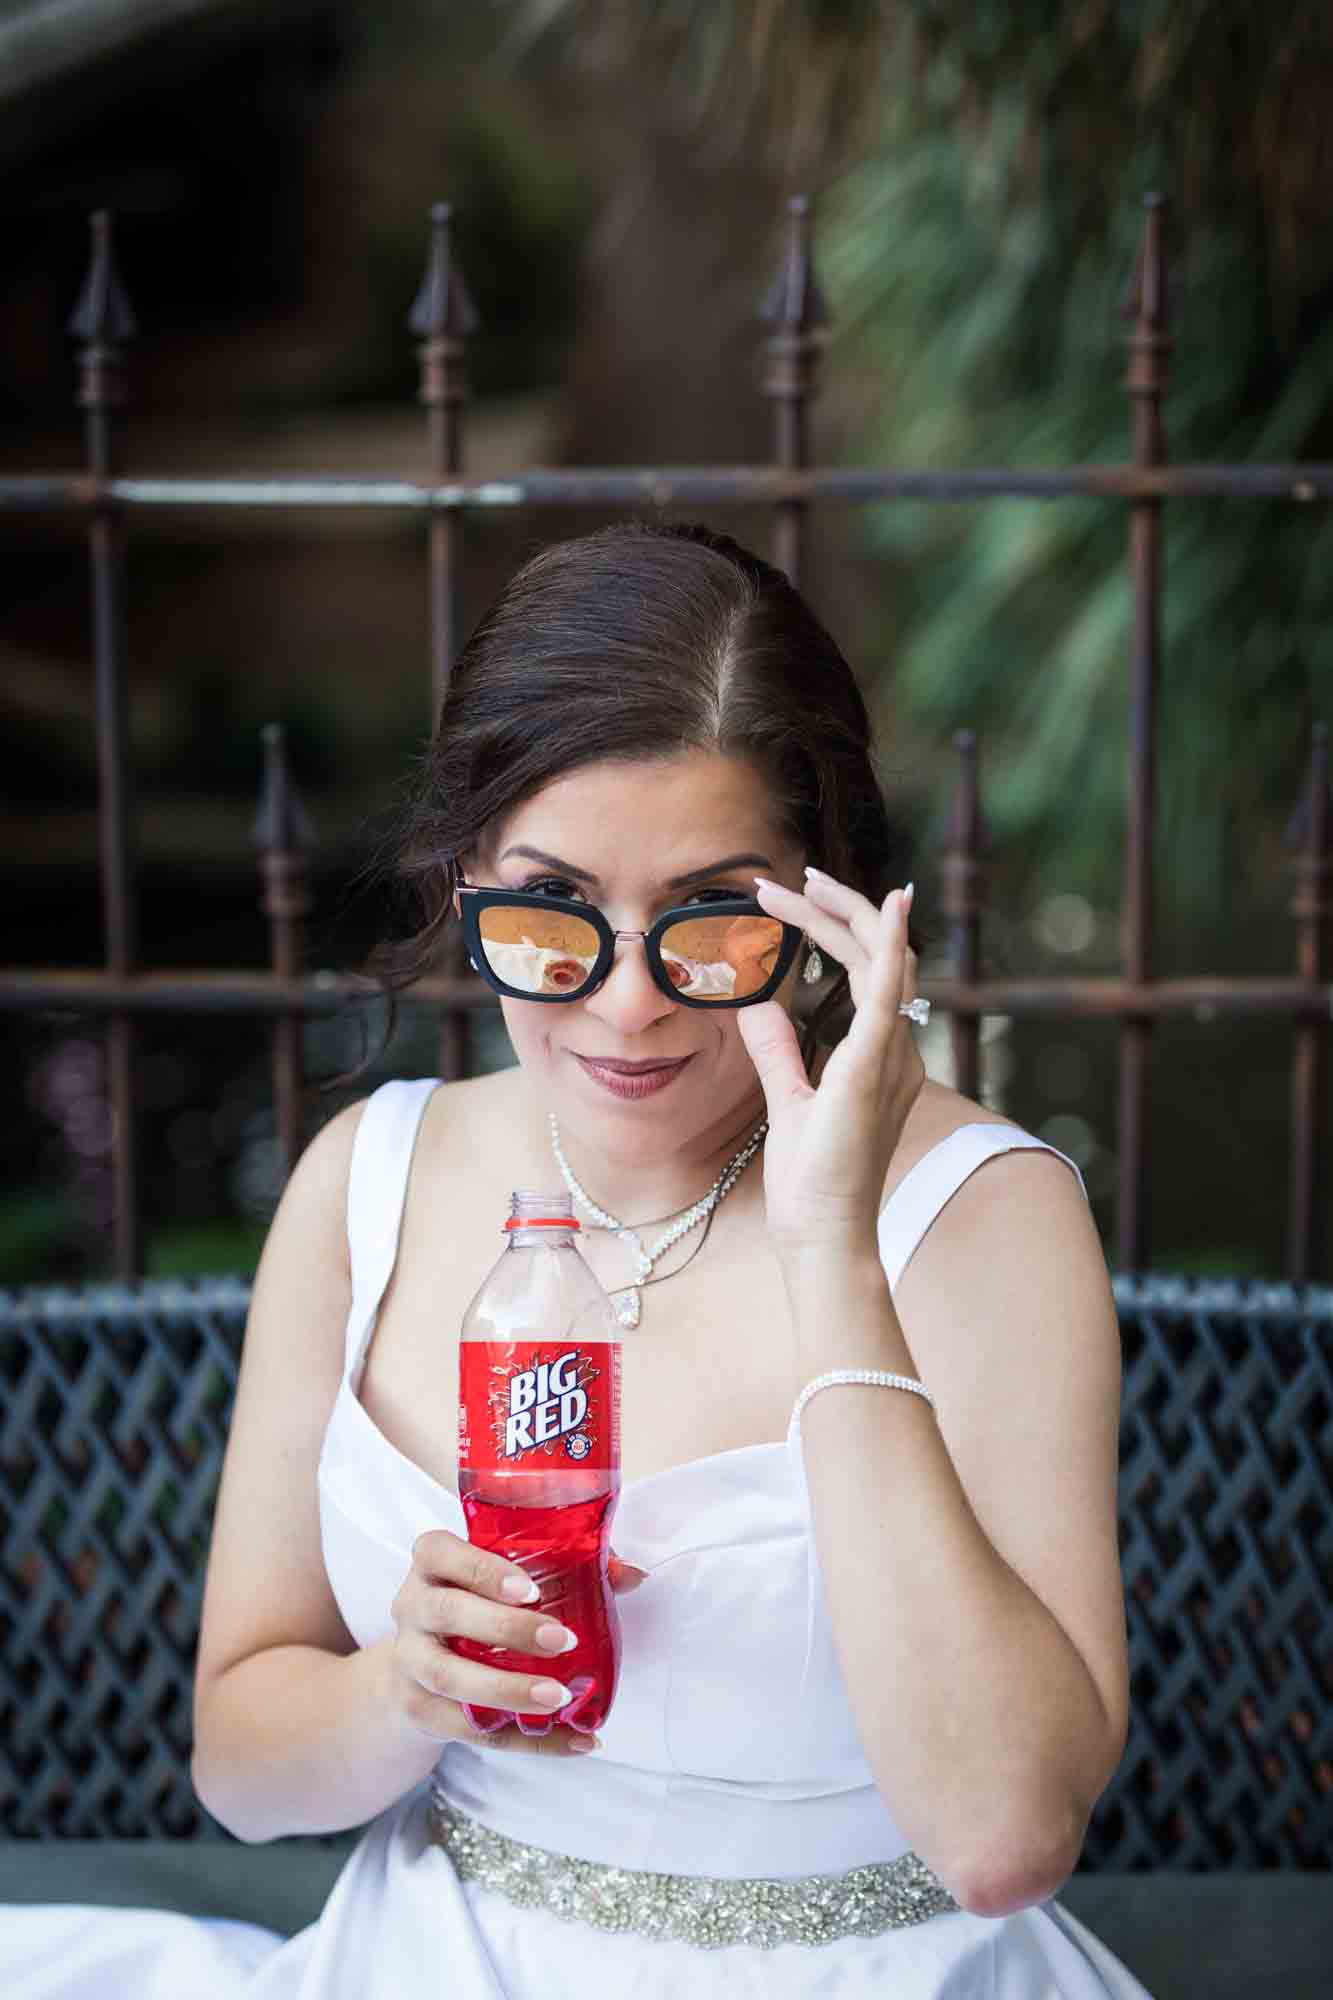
[{"xmin": 2, "ymin": 521, "xmax": 1153, "ymax": 1997}]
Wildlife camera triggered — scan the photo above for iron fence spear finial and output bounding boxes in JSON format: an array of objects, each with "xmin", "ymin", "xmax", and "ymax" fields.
[
  {"xmin": 409, "ymin": 200, "xmax": 480, "ymax": 409},
  {"xmin": 1122, "ymin": 191, "xmax": 1173, "ymax": 445},
  {"xmin": 759, "ymin": 193, "xmax": 829, "ymax": 343},
  {"xmin": 252, "ymin": 721, "xmax": 317, "ymax": 859},
  {"xmin": 68, "ymin": 209, "xmax": 137, "ymax": 337},
  {"xmin": 68, "ymin": 209, "xmax": 137, "ymax": 431}
]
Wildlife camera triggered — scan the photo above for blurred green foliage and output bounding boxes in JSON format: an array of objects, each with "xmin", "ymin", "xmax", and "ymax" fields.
[
  {"xmin": 0, "ymin": 1192, "xmax": 73, "ymax": 1282},
  {"xmin": 145, "ymin": 1219, "xmax": 269, "ymax": 1279},
  {"xmin": 531, "ymin": 0, "xmax": 1333, "ymax": 944},
  {"xmin": 0, "ymin": 1167, "xmax": 275, "ymax": 1287}
]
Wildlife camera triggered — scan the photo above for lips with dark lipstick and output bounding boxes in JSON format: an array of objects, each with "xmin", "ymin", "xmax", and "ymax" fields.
[{"xmin": 575, "ymin": 1057, "xmax": 691, "ymax": 1074}]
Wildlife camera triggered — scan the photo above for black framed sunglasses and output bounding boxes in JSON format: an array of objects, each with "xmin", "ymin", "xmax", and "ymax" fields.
[{"xmin": 456, "ymin": 884, "xmax": 804, "ymax": 1009}]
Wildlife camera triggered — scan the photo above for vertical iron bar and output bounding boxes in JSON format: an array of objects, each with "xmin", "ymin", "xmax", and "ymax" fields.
[
  {"xmin": 942, "ymin": 730, "xmax": 987, "ymax": 1102},
  {"xmin": 1285, "ymin": 721, "xmax": 1330, "ymax": 1279},
  {"xmin": 68, "ymin": 210, "xmax": 140, "ymax": 1276},
  {"xmin": 410, "ymin": 202, "xmax": 478, "ymax": 1081},
  {"xmin": 761, "ymin": 195, "xmax": 828, "ymax": 587},
  {"xmin": 1117, "ymin": 194, "xmax": 1172, "ymax": 1272},
  {"xmin": 254, "ymin": 724, "xmax": 314, "ymax": 1183}
]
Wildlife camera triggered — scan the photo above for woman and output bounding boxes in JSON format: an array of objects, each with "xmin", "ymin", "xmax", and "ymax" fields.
[{"xmin": 1, "ymin": 522, "xmax": 1151, "ymax": 1996}]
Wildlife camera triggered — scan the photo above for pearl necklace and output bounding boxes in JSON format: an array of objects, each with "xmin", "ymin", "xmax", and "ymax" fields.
[{"xmin": 548, "ymin": 1112, "xmax": 768, "ymax": 1329}]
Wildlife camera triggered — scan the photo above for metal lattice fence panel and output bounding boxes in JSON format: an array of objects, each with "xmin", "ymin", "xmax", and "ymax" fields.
[
  {"xmin": 1085, "ymin": 1275, "xmax": 1333, "ymax": 1869},
  {"xmin": 1, "ymin": 1280, "xmax": 248, "ymax": 1838},
  {"xmin": 2, "ymin": 1274, "xmax": 1331, "ymax": 1857}
]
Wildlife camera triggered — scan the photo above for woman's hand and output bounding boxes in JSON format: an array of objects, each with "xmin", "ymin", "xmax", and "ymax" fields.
[
  {"xmin": 737, "ymin": 874, "xmax": 926, "ymax": 1262},
  {"xmin": 386, "ymin": 1531, "xmax": 646, "ymax": 1757}
]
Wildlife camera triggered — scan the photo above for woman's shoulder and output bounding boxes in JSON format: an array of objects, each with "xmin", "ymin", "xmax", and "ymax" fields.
[
  {"xmin": 280, "ymin": 1095, "xmax": 371, "ymax": 1224},
  {"xmin": 334, "ymin": 1062, "xmax": 523, "ymax": 1134},
  {"xmin": 286, "ymin": 1067, "xmax": 514, "ymax": 1208},
  {"xmin": 410, "ymin": 1061, "xmax": 541, "ymax": 1181},
  {"xmin": 879, "ymin": 1080, "xmax": 1023, "ymax": 1211},
  {"xmin": 309, "ymin": 1066, "xmax": 528, "ymax": 1179},
  {"xmin": 415, "ymin": 1060, "xmax": 528, "ymax": 1125},
  {"xmin": 271, "ymin": 1068, "xmax": 530, "ymax": 1288}
]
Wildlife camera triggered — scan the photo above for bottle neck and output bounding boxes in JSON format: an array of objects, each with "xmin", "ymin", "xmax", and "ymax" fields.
[{"xmin": 505, "ymin": 1189, "xmax": 579, "ymax": 1249}]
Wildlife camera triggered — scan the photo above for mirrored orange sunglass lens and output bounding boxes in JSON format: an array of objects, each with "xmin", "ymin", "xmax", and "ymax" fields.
[
  {"xmin": 477, "ymin": 905, "xmax": 600, "ymax": 995},
  {"xmin": 658, "ymin": 914, "xmax": 783, "ymax": 1001}
]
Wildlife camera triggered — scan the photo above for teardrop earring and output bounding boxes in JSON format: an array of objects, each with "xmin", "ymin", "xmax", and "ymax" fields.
[{"xmin": 802, "ymin": 940, "xmax": 824, "ymax": 985}]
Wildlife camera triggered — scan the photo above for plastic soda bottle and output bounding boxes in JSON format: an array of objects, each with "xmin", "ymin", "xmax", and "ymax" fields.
[{"xmin": 453, "ymin": 1189, "xmax": 623, "ymax": 1736}]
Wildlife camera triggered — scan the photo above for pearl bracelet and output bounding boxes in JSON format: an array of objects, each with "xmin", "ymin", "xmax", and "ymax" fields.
[{"xmin": 790, "ymin": 1368, "xmax": 939, "ymax": 1439}]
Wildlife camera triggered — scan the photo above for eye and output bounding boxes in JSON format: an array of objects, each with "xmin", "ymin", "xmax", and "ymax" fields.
[
  {"xmin": 517, "ymin": 878, "xmax": 747, "ymax": 908},
  {"xmin": 521, "ymin": 875, "xmax": 585, "ymax": 901}
]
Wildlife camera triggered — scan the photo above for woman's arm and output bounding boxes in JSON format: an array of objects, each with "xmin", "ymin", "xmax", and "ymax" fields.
[
  {"xmin": 191, "ymin": 1094, "xmax": 619, "ymax": 1843},
  {"xmin": 782, "ymin": 1149, "xmax": 1129, "ymax": 1919},
  {"xmin": 190, "ymin": 1099, "xmax": 444, "ymax": 1840}
]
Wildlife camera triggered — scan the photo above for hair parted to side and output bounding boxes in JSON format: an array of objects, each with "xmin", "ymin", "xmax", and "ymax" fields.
[{"xmin": 356, "ymin": 519, "xmax": 925, "ymax": 1074}]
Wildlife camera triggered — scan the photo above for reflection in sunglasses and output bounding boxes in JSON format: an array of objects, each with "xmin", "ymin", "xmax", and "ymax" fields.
[
  {"xmin": 660, "ymin": 949, "xmax": 737, "ymax": 997},
  {"xmin": 662, "ymin": 914, "xmax": 781, "ymax": 1000},
  {"xmin": 483, "ymin": 938, "xmax": 599, "ymax": 995}
]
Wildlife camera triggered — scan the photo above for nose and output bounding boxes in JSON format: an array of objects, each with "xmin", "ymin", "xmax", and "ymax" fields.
[{"xmin": 583, "ymin": 934, "xmax": 676, "ymax": 1037}]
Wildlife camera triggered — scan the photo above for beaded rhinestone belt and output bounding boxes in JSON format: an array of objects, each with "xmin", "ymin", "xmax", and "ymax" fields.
[{"xmin": 426, "ymin": 1786, "xmax": 959, "ymax": 1950}]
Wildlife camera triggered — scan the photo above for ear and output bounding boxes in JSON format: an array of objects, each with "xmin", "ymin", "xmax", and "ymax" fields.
[{"xmin": 451, "ymin": 850, "xmax": 475, "ymax": 919}]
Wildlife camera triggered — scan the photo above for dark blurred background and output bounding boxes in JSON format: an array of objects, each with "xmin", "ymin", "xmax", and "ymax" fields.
[{"xmin": 2, "ymin": 0, "xmax": 1331, "ymax": 1283}]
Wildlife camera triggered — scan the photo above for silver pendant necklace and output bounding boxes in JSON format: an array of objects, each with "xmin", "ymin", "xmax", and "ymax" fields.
[{"xmin": 547, "ymin": 1112, "xmax": 768, "ymax": 1329}]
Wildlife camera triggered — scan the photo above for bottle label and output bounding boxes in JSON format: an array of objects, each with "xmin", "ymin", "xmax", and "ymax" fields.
[{"xmin": 458, "ymin": 1341, "xmax": 620, "ymax": 1472}]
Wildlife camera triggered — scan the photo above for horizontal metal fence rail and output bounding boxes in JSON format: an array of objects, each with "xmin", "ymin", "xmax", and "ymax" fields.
[
  {"xmin": 1, "ymin": 1274, "xmax": 1329, "ymax": 1864},
  {"xmin": 0, "ymin": 194, "xmax": 1329, "ymax": 1278},
  {"xmin": 3, "ymin": 970, "xmax": 1332, "ymax": 1023},
  {"xmin": 5, "ymin": 465, "xmax": 1333, "ymax": 509}
]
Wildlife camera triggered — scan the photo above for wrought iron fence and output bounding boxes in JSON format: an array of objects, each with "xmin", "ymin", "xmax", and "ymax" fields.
[{"xmin": 0, "ymin": 193, "xmax": 1329, "ymax": 1279}]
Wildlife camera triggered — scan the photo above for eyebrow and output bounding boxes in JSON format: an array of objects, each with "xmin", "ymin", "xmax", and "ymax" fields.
[{"xmin": 498, "ymin": 845, "xmax": 775, "ymax": 892}]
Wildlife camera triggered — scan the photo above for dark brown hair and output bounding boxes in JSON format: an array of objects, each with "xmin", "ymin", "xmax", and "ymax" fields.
[{"xmin": 359, "ymin": 519, "xmax": 923, "ymax": 1071}]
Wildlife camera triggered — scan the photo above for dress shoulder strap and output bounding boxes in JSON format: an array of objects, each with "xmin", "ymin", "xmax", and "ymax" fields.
[
  {"xmin": 342, "ymin": 1077, "xmax": 441, "ymax": 1382},
  {"xmin": 877, "ymin": 1121, "xmax": 1087, "ymax": 1296}
]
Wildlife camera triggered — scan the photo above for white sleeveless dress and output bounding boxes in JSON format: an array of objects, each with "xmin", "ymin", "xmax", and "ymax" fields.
[{"xmin": 0, "ymin": 1078, "xmax": 1154, "ymax": 1998}]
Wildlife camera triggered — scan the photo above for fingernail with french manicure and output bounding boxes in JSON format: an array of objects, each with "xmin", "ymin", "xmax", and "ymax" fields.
[
  {"xmin": 903, "ymin": 881, "xmax": 915, "ymax": 912},
  {"xmin": 531, "ymin": 1680, "xmax": 572, "ymax": 1707},
  {"xmin": 568, "ymin": 1734, "xmax": 599, "ymax": 1754},
  {"xmin": 535, "ymin": 1622, "xmax": 578, "ymax": 1654},
  {"xmin": 503, "ymin": 1574, "xmax": 540, "ymax": 1603}
]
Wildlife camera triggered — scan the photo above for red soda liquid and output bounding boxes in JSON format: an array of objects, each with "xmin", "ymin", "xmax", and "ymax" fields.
[{"xmin": 454, "ymin": 1483, "xmax": 620, "ymax": 1735}]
